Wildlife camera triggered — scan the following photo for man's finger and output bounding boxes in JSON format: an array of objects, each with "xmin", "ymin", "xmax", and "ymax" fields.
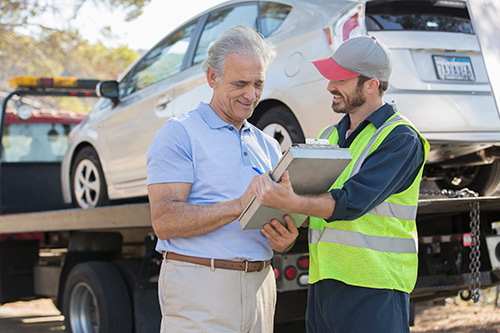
[{"xmin": 283, "ymin": 215, "xmax": 298, "ymax": 232}]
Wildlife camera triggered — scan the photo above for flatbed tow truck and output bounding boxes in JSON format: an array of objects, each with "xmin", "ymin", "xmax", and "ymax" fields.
[{"xmin": 2, "ymin": 77, "xmax": 500, "ymax": 332}]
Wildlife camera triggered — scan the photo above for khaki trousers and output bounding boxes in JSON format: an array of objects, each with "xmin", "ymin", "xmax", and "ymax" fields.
[{"xmin": 159, "ymin": 258, "xmax": 276, "ymax": 333}]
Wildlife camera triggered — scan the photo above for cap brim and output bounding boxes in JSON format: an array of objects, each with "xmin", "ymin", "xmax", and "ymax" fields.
[{"xmin": 312, "ymin": 57, "xmax": 359, "ymax": 81}]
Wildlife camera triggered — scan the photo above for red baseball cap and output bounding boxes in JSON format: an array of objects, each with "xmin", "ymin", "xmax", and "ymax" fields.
[{"xmin": 312, "ymin": 36, "xmax": 392, "ymax": 81}]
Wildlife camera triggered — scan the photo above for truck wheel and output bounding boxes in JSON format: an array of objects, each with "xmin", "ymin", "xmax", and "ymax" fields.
[
  {"xmin": 255, "ymin": 106, "xmax": 305, "ymax": 153},
  {"xmin": 71, "ymin": 147, "xmax": 109, "ymax": 209},
  {"xmin": 436, "ymin": 160, "xmax": 500, "ymax": 196},
  {"xmin": 63, "ymin": 261, "xmax": 133, "ymax": 333}
]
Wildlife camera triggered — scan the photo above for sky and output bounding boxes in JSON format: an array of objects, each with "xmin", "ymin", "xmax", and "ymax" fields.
[{"xmin": 72, "ymin": 0, "xmax": 227, "ymax": 50}]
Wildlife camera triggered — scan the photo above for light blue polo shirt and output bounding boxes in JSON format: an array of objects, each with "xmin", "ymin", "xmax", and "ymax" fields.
[{"xmin": 147, "ymin": 102, "xmax": 282, "ymax": 261}]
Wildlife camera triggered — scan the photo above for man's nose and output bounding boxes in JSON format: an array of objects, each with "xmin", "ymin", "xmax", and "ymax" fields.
[
  {"xmin": 327, "ymin": 80, "xmax": 337, "ymax": 91},
  {"xmin": 243, "ymin": 85, "xmax": 256, "ymax": 100}
]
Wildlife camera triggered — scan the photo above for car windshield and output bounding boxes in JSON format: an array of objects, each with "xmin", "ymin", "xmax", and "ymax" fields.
[
  {"xmin": 366, "ymin": 1, "xmax": 474, "ymax": 34},
  {"xmin": 2, "ymin": 123, "xmax": 74, "ymax": 162}
]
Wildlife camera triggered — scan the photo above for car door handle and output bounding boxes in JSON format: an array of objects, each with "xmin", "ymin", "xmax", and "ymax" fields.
[{"xmin": 156, "ymin": 96, "xmax": 172, "ymax": 110}]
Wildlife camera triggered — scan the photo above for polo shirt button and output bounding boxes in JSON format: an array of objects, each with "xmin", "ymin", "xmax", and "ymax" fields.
[{"xmin": 243, "ymin": 152, "xmax": 248, "ymax": 156}]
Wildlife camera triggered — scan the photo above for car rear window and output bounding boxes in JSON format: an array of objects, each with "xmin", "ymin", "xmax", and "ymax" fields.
[{"xmin": 366, "ymin": 0, "xmax": 473, "ymax": 34}]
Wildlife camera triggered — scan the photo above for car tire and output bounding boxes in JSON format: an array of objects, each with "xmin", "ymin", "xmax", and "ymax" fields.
[
  {"xmin": 255, "ymin": 106, "xmax": 305, "ymax": 152},
  {"xmin": 71, "ymin": 147, "xmax": 109, "ymax": 209},
  {"xmin": 62, "ymin": 261, "xmax": 133, "ymax": 333},
  {"xmin": 436, "ymin": 160, "xmax": 500, "ymax": 196}
]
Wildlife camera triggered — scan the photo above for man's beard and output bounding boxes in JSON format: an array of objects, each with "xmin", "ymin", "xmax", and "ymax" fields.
[{"xmin": 331, "ymin": 86, "xmax": 366, "ymax": 114}]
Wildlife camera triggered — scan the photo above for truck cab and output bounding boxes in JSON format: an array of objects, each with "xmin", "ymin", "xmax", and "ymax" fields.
[{"xmin": 1, "ymin": 107, "xmax": 85, "ymax": 214}]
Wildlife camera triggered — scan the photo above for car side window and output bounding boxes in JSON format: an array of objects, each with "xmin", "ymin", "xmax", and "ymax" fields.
[
  {"xmin": 259, "ymin": 2, "xmax": 292, "ymax": 37},
  {"xmin": 126, "ymin": 20, "xmax": 198, "ymax": 96},
  {"xmin": 192, "ymin": 4, "xmax": 258, "ymax": 65},
  {"xmin": 118, "ymin": 71, "xmax": 131, "ymax": 99}
]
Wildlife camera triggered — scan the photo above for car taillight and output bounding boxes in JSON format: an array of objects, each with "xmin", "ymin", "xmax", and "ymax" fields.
[
  {"xmin": 343, "ymin": 13, "xmax": 360, "ymax": 41},
  {"xmin": 463, "ymin": 233, "xmax": 472, "ymax": 247},
  {"xmin": 297, "ymin": 256, "xmax": 309, "ymax": 269},
  {"xmin": 324, "ymin": 3, "xmax": 367, "ymax": 51},
  {"xmin": 285, "ymin": 266, "xmax": 297, "ymax": 280},
  {"xmin": 274, "ymin": 267, "xmax": 281, "ymax": 280}
]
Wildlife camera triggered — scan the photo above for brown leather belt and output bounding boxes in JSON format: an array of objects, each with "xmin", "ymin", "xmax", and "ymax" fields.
[{"xmin": 163, "ymin": 252, "xmax": 271, "ymax": 272}]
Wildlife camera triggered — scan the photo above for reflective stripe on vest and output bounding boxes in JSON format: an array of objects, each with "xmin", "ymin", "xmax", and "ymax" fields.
[
  {"xmin": 350, "ymin": 115, "xmax": 405, "ymax": 177},
  {"xmin": 321, "ymin": 114, "xmax": 418, "ymax": 222},
  {"xmin": 310, "ymin": 111, "xmax": 428, "ymax": 292},
  {"xmin": 369, "ymin": 200, "xmax": 418, "ymax": 221},
  {"xmin": 309, "ymin": 228, "xmax": 417, "ymax": 254},
  {"xmin": 319, "ymin": 124, "xmax": 337, "ymax": 140}
]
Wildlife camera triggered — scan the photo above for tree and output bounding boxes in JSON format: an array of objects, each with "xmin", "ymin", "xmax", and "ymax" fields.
[
  {"xmin": 0, "ymin": 0, "xmax": 145, "ymax": 110},
  {"xmin": 0, "ymin": 0, "xmax": 151, "ymax": 33}
]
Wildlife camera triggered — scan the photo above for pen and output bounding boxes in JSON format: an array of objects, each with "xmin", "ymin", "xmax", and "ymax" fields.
[{"xmin": 252, "ymin": 167, "xmax": 263, "ymax": 175}]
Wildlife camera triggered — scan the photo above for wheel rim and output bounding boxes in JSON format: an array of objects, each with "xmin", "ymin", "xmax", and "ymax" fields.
[
  {"xmin": 262, "ymin": 123, "xmax": 293, "ymax": 152},
  {"xmin": 73, "ymin": 159, "xmax": 101, "ymax": 209},
  {"xmin": 69, "ymin": 282, "xmax": 99, "ymax": 333}
]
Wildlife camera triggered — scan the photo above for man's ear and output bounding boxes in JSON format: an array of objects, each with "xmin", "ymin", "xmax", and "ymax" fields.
[
  {"xmin": 206, "ymin": 67, "xmax": 219, "ymax": 89},
  {"xmin": 365, "ymin": 78, "xmax": 380, "ymax": 94}
]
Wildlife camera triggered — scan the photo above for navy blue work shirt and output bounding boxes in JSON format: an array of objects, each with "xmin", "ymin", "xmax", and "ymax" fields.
[{"xmin": 328, "ymin": 103, "xmax": 425, "ymax": 222}]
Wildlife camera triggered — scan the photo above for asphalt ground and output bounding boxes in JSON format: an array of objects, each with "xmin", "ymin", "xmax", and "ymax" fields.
[{"xmin": 0, "ymin": 299, "xmax": 64, "ymax": 332}]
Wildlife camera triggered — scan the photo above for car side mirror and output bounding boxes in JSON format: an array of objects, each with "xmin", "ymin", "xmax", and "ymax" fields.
[{"xmin": 97, "ymin": 81, "xmax": 120, "ymax": 104}]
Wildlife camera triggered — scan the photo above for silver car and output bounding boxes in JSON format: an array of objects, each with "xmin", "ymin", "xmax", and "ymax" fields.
[{"xmin": 62, "ymin": 0, "xmax": 500, "ymax": 209}]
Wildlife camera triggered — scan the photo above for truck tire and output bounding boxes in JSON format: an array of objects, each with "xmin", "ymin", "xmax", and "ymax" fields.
[
  {"xmin": 71, "ymin": 147, "xmax": 109, "ymax": 209},
  {"xmin": 63, "ymin": 261, "xmax": 133, "ymax": 333},
  {"xmin": 255, "ymin": 106, "xmax": 305, "ymax": 152},
  {"xmin": 436, "ymin": 160, "xmax": 500, "ymax": 196}
]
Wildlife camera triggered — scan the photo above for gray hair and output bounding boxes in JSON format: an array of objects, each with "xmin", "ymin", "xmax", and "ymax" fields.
[{"xmin": 202, "ymin": 24, "xmax": 276, "ymax": 82}]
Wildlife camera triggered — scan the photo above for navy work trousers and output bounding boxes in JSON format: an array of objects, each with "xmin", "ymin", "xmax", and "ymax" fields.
[{"xmin": 306, "ymin": 279, "xmax": 410, "ymax": 333}]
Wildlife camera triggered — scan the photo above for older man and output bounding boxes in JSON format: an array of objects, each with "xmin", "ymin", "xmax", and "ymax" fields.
[{"xmin": 147, "ymin": 25, "xmax": 298, "ymax": 332}]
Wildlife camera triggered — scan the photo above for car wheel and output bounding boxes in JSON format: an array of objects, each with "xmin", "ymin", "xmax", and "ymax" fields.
[
  {"xmin": 255, "ymin": 106, "xmax": 305, "ymax": 152},
  {"xmin": 436, "ymin": 160, "xmax": 500, "ymax": 196},
  {"xmin": 71, "ymin": 147, "xmax": 109, "ymax": 209},
  {"xmin": 63, "ymin": 261, "xmax": 133, "ymax": 333}
]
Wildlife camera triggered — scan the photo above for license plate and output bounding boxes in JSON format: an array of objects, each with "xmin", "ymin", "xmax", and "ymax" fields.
[{"xmin": 433, "ymin": 55, "xmax": 475, "ymax": 81}]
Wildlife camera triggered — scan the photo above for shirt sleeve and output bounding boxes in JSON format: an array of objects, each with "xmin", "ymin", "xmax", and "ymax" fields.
[
  {"xmin": 146, "ymin": 120, "xmax": 194, "ymax": 185},
  {"xmin": 328, "ymin": 125, "xmax": 425, "ymax": 221}
]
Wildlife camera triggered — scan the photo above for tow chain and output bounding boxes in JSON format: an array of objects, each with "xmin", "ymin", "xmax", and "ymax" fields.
[{"xmin": 420, "ymin": 188, "xmax": 481, "ymax": 303}]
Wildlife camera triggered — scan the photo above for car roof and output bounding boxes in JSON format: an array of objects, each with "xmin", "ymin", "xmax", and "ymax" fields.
[{"xmin": 116, "ymin": 0, "xmax": 361, "ymax": 82}]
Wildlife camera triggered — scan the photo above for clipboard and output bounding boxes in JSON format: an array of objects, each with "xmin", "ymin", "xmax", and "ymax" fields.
[{"xmin": 238, "ymin": 143, "xmax": 352, "ymax": 230}]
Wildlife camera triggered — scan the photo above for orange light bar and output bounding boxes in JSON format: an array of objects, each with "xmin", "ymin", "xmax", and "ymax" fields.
[{"xmin": 9, "ymin": 76, "xmax": 99, "ymax": 90}]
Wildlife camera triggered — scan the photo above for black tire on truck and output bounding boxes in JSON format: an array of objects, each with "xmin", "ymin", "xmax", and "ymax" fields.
[{"xmin": 63, "ymin": 261, "xmax": 133, "ymax": 333}]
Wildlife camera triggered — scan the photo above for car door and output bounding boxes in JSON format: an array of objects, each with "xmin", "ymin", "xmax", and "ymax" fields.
[{"xmin": 99, "ymin": 20, "xmax": 200, "ymax": 197}]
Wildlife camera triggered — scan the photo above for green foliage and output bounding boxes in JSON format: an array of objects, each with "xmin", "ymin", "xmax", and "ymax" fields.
[
  {"xmin": 0, "ymin": 1, "xmax": 144, "ymax": 111},
  {"xmin": 0, "ymin": 29, "xmax": 139, "ymax": 89}
]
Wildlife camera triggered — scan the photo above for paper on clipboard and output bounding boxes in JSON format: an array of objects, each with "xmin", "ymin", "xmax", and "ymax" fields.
[{"xmin": 238, "ymin": 144, "xmax": 352, "ymax": 230}]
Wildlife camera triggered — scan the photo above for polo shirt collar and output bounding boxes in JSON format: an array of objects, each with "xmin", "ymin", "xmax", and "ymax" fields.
[{"xmin": 197, "ymin": 102, "xmax": 252, "ymax": 132}]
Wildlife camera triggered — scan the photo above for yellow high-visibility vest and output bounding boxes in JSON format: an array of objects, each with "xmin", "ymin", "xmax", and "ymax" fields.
[{"xmin": 309, "ymin": 112, "xmax": 430, "ymax": 293}]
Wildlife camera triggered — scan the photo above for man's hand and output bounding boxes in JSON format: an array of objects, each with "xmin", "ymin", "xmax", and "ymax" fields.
[
  {"xmin": 237, "ymin": 177, "xmax": 256, "ymax": 212},
  {"xmin": 254, "ymin": 170, "xmax": 296, "ymax": 212},
  {"xmin": 261, "ymin": 215, "xmax": 299, "ymax": 253}
]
